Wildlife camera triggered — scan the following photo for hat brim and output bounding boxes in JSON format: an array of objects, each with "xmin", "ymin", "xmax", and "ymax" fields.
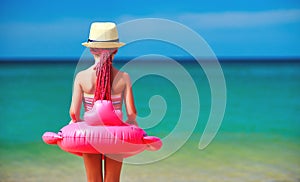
[{"xmin": 82, "ymin": 42, "xmax": 125, "ymax": 48}]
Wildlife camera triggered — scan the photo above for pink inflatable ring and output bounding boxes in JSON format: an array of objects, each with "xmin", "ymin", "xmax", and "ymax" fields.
[{"xmin": 42, "ymin": 100, "xmax": 162, "ymax": 158}]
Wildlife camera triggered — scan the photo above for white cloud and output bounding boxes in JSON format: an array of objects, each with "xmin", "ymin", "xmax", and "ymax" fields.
[
  {"xmin": 177, "ymin": 9, "xmax": 300, "ymax": 29},
  {"xmin": 117, "ymin": 9, "xmax": 300, "ymax": 29},
  {"xmin": 1, "ymin": 9, "xmax": 300, "ymax": 57}
]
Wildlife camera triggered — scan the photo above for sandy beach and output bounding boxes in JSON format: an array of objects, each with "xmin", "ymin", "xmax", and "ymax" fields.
[{"xmin": 1, "ymin": 135, "xmax": 299, "ymax": 182}]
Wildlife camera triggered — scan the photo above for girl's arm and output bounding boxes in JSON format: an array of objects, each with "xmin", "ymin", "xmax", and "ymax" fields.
[
  {"xmin": 123, "ymin": 73, "xmax": 138, "ymax": 126},
  {"xmin": 69, "ymin": 74, "xmax": 83, "ymax": 122}
]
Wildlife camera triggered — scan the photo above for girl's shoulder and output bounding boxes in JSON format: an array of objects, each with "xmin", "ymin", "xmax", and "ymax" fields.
[
  {"xmin": 114, "ymin": 69, "xmax": 131, "ymax": 82},
  {"xmin": 74, "ymin": 70, "xmax": 84, "ymax": 81},
  {"xmin": 77, "ymin": 68, "xmax": 92, "ymax": 76},
  {"xmin": 73, "ymin": 69, "xmax": 93, "ymax": 85}
]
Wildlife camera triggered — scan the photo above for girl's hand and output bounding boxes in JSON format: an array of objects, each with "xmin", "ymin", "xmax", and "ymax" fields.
[
  {"xmin": 69, "ymin": 120, "xmax": 75, "ymax": 124},
  {"xmin": 126, "ymin": 120, "xmax": 138, "ymax": 126}
]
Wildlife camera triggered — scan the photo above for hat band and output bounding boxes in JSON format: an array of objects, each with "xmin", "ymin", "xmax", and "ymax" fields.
[{"xmin": 87, "ymin": 38, "xmax": 119, "ymax": 43}]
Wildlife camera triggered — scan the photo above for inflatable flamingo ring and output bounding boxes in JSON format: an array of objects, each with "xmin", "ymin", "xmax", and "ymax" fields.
[{"xmin": 42, "ymin": 100, "xmax": 162, "ymax": 158}]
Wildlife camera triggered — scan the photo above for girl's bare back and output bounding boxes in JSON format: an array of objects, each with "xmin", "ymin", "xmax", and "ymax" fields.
[{"xmin": 70, "ymin": 66, "xmax": 137, "ymax": 125}]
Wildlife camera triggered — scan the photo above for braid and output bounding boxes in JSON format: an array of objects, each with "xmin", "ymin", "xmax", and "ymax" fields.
[{"xmin": 92, "ymin": 48, "xmax": 117, "ymax": 103}]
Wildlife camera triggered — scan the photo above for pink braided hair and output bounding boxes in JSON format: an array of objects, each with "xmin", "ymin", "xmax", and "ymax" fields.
[{"xmin": 90, "ymin": 48, "xmax": 118, "ymax": 103}]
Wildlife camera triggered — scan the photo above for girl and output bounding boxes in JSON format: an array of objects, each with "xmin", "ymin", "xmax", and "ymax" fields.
[{"xmin": 69, "ymin": 22, "xmax": 138, "ymax": 182}]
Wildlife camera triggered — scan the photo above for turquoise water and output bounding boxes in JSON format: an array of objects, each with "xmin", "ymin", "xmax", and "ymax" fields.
[{"xmin": 0, "ymin": 61, "xmax": 299, "ymax": 181}]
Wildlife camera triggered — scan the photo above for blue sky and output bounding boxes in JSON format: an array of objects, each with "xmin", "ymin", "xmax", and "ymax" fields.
[{"xmin": 1, "ymin": 0, "xmax": 300, "ymax": 59}]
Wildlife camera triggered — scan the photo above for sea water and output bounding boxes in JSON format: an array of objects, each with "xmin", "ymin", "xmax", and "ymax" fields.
[{"xmin": 0, "ymin": 60, "xmax": 299, "ymax": 181}]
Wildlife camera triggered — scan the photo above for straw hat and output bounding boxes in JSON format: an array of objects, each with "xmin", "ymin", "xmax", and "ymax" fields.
[{"xmin": 82, "ymin": 22, "xmax": 125, "ymax": 48}]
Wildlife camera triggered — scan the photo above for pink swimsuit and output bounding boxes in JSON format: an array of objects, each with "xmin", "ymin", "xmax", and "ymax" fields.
[{"xmin": 83, "ymin": 93, "xmax": 123, "ymax": 118}]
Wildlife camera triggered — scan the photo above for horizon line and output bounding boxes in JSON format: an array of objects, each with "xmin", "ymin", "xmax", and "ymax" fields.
[{"xmin": 1, "ymin": 56, "xmax": 300, "ymax": 63}]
